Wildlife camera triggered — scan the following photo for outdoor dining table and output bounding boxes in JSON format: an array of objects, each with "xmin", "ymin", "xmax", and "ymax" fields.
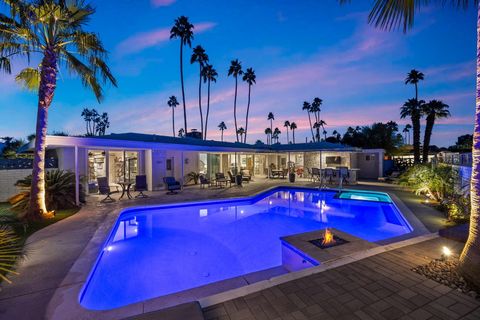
[
  {"xmin": 319, "ymin": 168, "xmax": 360, "ymax": 184},
  {"xmin": 271, "ymin": 169, "xmax": 286, "ymax": 178},
  {"xmin": 118, "ymin": 180, "xmax": 134, "ymax": 199}
]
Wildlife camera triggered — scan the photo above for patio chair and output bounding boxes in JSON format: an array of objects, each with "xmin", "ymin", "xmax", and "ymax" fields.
[
  {"xmin": 241, "ymin": 169, "xmax": 252, "ymax": 182},
  {"xmin": 215, "ymin": 173, "xmax": 228, "ymax": 187},
  {"xmin": 311, "ymin": 167, "xmax": 321, "ymax": 182},
  {"xmin": 199, "ymin": 175, "xmax": 212, "ymax": 189},
  {"xmin": 163, "ymin": 176, "xmax": 181, "ymax": 194},
  {"xmin": 227, "ymin": 171, "xmax": 238, "ymax": 186},
  {"xmin": 97, "ymin": 177, "xmax": 119, "ymax": 203},
  {"xmin": 325, "ymin": 168, "xmax": 335, "ymax": 184},
  {"xmin": 338, "ymin": 167, "xmax": 349, "ymax": 185},
  {"xmin": 134, "ymin": 175, "xmax": 148, "ymax": 198}
]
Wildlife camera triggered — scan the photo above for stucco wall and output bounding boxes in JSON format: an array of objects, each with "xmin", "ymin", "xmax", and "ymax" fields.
[{"xmin": 0, "ymin": 169, "xmax": 31, "ymax": 202}]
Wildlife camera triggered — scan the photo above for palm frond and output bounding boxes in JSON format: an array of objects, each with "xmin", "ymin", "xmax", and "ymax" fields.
[
  {"xmin": 15, "ymin": 67, "xmax": 40, "ymax": 91},
  {"xmin": 0, "ymin": 56, "xmax": 11, "ymax": 73},
  {"xmin": 0, "ymin": 225, "xmax": 22, "ymax": 284}
]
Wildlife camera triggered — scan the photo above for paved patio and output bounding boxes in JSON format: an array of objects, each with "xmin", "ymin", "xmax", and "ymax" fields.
[
  {"xmin": 203, "ymin": 237, "xmax": 480, "ymax": 320},
  {"xmin": 0, "ymin": 179, "xmax": 454, "ymax": 319}
]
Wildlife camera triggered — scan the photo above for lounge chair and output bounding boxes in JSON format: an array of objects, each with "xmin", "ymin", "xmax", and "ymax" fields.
[
  {"xmin": 163, "ymin": 176, "xmax": 181, "ymax": 194},
  {"xmin": 215, "ymin": 173, "xmax": 228, "ymax": 187},
  {"xmin": 97, "ymin": 177, "xmax": 119, "ymax": 202},
  {"xmin": 134, "ymin": 175, "xmax": 148, "ymax": 198},
  {"xmin": 241, "ymin": 169, "xmax": 251, "ymax": 182}
]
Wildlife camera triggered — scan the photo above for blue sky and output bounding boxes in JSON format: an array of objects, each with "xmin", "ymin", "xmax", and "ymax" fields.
[{"xmin": 0, "ymin": 0, "xmax": 477, "ymax": 146}]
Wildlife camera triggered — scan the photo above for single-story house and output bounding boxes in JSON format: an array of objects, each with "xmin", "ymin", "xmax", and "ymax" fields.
[{"xmin": 31, "ymin": 133, "xmax": 386, "ymax": 204}]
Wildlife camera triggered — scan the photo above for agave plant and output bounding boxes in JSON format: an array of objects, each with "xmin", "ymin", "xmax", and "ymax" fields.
[
  {"xmin": 11, "ymin": 170, "xmax": 85, "ymax": 215},
  {"xmin": 185, "ymin": 171, "xmax": 201, "ymax": 185},
  {"xmin": 0, "ymin": 225, "xmax": 22, "ymax": 283}
]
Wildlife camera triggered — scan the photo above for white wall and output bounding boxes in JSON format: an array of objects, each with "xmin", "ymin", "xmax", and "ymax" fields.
[{"xmin": 0, "ymin": 169, "xmax": 32, "ymax": 202}]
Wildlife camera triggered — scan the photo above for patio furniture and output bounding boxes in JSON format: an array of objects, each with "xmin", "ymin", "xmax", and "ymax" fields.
[
  {"xmin": 215, "ymin": 173, "xmax": 229, "ymax": 187},
  {"xmin": 324, "ymin": 168, "xmax": 335, "ymax": 184},
  {"xmin": 311, "ymin": 167, "xmax": 321, "ymax": 182},
  {"xmin": 134, "ymin": 175, "xmax": 148, "ymax": 198},
  {"xmin": 97, "ymin": 177, "xmax": 119, "ymax": 203},
  {"xmin": 271, "ymin": 169, "xmax": 284, "ymax": 179},
  {"xmin": 199, "ymin": 175, "xmax": 212, "ymax": 188},
  {"xmin": 163, "ymin": 176, "xmax": 181, "ymax": 194},
  {"xmin": 241, "ymin": 169, "xmax": 252, "ymax": 182},
  {"xmin": 118, "ymin": 180, "xmax": 134, "ymax": 199},
  {"xmin": 337, "ymin": 167, "xmax": 349, "ymax": 185},
  {"xmin": 227, "ymin": 171, "xmax": 239, "ymax": 186}
]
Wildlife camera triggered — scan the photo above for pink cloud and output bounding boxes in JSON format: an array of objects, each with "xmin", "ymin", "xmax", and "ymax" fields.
[
  {"xmin": 116, "ymin": 22, "xmax": 217, "ymax": 56},
  {"xmin": 151, "ymin": 0, "xmax": 176, "ymax": 7}
]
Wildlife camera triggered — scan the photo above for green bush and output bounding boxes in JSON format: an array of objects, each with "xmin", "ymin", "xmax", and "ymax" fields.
[
  {"xmin": 11, "ymin": 170, "xmax": 85, "ymax": 214},
  {"xmin": 443, "ymin": 195, "xmax": 470, "ymax": 223},
  {"xmin": 399, "ymin": 164, "xmax": 454, "ymax": 202}
]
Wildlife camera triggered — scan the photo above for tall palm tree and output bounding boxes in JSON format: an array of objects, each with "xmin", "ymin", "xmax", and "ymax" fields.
[
  {"xmin": 290, "ymin": 122, "xmax": 297, "ymax": 144},
  {"xmin": 170, "ymin": 16, "xmax": 194, "ymax": 134},
  {"xmin": 284, "ymin": 121, "xmax": 291, "ymax": 144},
  {"xmin": 265, "ymin": 127, "xmax": 272, "ymax": 145},
  {"xmin": 218, "ymin": 121, "xmax": 227, "ymax": 142},
  {"xmin": 302, "ymin": 101, "xmax": 315, "ymax": 141},
  {"xmin": 351, "ymin": 0, "xmax": 480, "ymax": 286},
  {"xmin": 0, "ymin": 0, "xmax": 117, "ymax": 220},
  {"xmin": 405, "ymin": 124, "xmax": 412, "ymax": 144},
  {"xmin": 202, "ymin": 64, "xmax": 218, "ymax": 140},
  {"xmin": 191, "ymin": 45, "xmax": 209, "ymax": 138},
  {"xmin": 267, "ymin": 112, "xmax": 275, "ymax": 144},
  {"xmin": 242, "ymin": 67, "xmax": 256, "ymax": 143},
  {"xmin": 405, "ymin": 69, "xmax": 424, "ymax": 100},
  {"xmin": 310, "ymin": 98, "xmax": 323, "ymax": 142},
  {"xmin": 401, "ymin": 98, "xmax": 424, "ymax": 164},
  {"xmin": 167, "ymin": 96, "xmax": 179, "ymax": 137},
  {"xmin": 273, "ymin": 127, "xmax": 281, "ymax": 144},
  {"xmin": 228, "ymin": 59, "xmax": 243, "ymax": 142},
  {"xmin": 402, "ymin": 127, "xmax": 409, "ymax": 144},
  {"xmin": 237, "ymin": 127, "xmax": 245, "ymax": 142},
  {"xmin": 422, "ymin": 100, "xmax": 451, "ymax": 163}
]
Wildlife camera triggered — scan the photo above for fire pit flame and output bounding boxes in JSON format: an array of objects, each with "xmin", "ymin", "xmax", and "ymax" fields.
[{"xmin": 321, "ymin": 228, "xmax": 336, "ymax": 246}]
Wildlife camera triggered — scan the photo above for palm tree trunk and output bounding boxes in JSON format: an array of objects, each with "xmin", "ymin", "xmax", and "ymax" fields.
[
  {"xmin": 172, "ymin": 107, "xmax": 175, "ymax": 137},
  {"xmin": 234, "ymin": 76, "xmax": 239, "ymax": 142},
  {"xmin": 180, "ymin": 42, "xmax": 187, "ymax": 133},
  {"xmin": 270, "ymin": 119, "xmax": 273, "ymax": 145},
  {"xmin": 415, "ymin": 83, "xmax": 418, "ymax": 101},
  {"xmin": 286, "ymin": 127, "xmax": 289, "ymax": 144},
  {"xmin": 292, "ymin": 129, "xmax": 295, "ymax": 144},
  {"xmin": 221, "ymin": 130, "xmax": 224, "ymax": 142},
  {"xmin": 459, "ymin": 3, "xmax": 480, "ymax": 288},
  {"xmin": 28, "ymin": 48, "xmax": 57, "ymax": 220},
  {"xmin": 198, "ymin": 65, "xmax": 204, "ymax": 139},
  {"xmin": 413, "ymin": 116, "xmax": 421, "ymax": 164},
  {"xmin": 307, "ymin": 113, "xmax": 314, "ymax": 142},
  {"xmin": 244, "ymin": 85, "xmax": 251, "ymax": 143},
  {"xmin": 422, "ymin": 115, "xmax": 434, "ymax": 163},
  {"xmin": 205, "ymin": 80, "xmax": 211, "ymax": 140}
]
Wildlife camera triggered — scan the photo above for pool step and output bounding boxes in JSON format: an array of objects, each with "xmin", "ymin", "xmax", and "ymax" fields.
[{"xmin": 122, "ymin": 302, "xmax": 204, "ymax": 320}]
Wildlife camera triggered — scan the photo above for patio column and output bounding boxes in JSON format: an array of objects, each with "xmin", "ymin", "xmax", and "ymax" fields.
[
  {"xmin": 181, "ymin": 151, "xmax": 185, "ymax": 188},
  {"xmin": 74, "ymin": 145, "xmax": 79, "ymax": 206}
]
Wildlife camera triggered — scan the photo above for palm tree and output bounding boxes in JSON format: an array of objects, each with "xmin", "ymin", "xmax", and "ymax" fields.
[
  {"xmin": 242, "ymin": 68, "xmax": 256, "ymax": 143},
  {"xmin": 422, "ymin": 100, "xmax": 451, "ymax": 163},
  {"xmin": 202, "ymin": 64, "xmax": 218, "ymax": 140},
  {"xmin": 284, "ymin": 121, "xmax": 291, "ymax": 144},
  {"xmin": 191, "ymin": 45, "xmax": 209, "ymax": 138},
  {"xmin": 302, "ymin": 101, "xmax": 315, "ymax": 141},
  {"xmin": 405, "ymin": 124, "xmax": 412, "ymax": 144},
  {"xmin": 218, "ymin": 121, "xmax": 227, "ymax": 142},
  {"xmin": 0, "ymin": 0, "xmax": 117, "ymax": 220},
  {"xmin": 273, "ymin": 128, "xmax": 281, "ymax": 144},
  {"xmin": 228, "ymin": 59, "xmax": 243, "ymax": 142},
  {"xmin": 170, "ymin": 16, "xmax": 194, "ymax": 134},
  {"xmin": 178, "ymin": 128, "xmax": 185, "ymax": 138},
  {"xmin": 402, "ymin": 127, "xmax": 409, "ymax": 144},
  {"xmin": 405, "ymin": 69, "xmax": 425, "ymax": 100},
  {"xmin": 237, "ymin": 127, "xmax": 245, "ymax": 142},
  {"xmin": 265, "ymin": 128, "xmax": 272, "ymax": 145},
  {"xmin": 401, "ymin": 98, "xmax": 424, "ymax": 164},
  {"xmin": 267, "ymin": 112, "xmax": 275, "ymax": 144},
  {"xmin": 167, "ymin": 96, "xmax": 179, "ymax": 137},
  {"xmin": 290, "ymin": 122, "xmax": 297, "ymax": 144},
  {"xmin": 311, "ymin": 98, "xmax": 323, "ymax": 142},
  {"xmin": 350, "ymin": 0, "xmax": 480, "ymax": 286}
]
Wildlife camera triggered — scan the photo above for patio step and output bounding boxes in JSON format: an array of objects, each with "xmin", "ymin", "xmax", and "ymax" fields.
[{"xmin": 123, "ymin": 302, "xmax": 204, "ymax": 320}]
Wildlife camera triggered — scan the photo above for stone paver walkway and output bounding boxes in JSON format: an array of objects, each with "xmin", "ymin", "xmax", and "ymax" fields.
[{"xmin": 203, "ymin": 237, "xmax": 480, "ymax": 320}]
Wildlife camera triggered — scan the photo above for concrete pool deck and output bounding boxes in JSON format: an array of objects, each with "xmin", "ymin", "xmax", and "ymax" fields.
[{"xmin": 0, "ymin": 180, "xmax": 453, "ymax": 319}]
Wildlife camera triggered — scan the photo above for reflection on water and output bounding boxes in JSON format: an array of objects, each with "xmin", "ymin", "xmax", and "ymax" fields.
[{"xmin": 81, "ymin": 189, "xmax": 412, "ymax": 311}]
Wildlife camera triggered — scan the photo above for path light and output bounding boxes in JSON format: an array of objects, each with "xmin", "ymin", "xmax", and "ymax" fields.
[{"xmin": 441, "ymin": 246, "xmax": 452, "ymax": 260}]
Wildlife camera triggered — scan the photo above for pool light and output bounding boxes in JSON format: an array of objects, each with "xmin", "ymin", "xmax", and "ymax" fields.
[{"xmin": 104, "ymin": 245, "xmax": 113, "ymax": 252}]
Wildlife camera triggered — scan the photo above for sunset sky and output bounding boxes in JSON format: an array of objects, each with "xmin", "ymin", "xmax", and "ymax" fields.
[{"xmin": 0, "ymin": 0, "xmax": 477, "ymax": 146}]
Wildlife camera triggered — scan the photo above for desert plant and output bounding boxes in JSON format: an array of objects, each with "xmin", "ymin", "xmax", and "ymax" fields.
[
  {"xmin": 0, "ymin": 225, "xmax": 22, "ymax": 283},
  {"xmin": 11, "ymin": 170, "xmax": 85, "ymax": 216},
  {"xmin": 399, "ymin": 164, "xmax": 454, "ymax": 202},
  {"xmin": 185, "ymin": 172, "xmax": 201, "ymax": 185}
]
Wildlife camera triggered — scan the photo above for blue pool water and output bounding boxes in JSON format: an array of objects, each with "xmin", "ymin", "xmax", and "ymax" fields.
[{"xmin": 80, "ymin": 187, "xmax": 412, "ymax": 310}]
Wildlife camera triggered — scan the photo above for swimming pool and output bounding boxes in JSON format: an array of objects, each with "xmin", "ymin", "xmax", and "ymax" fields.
[{"xmin": 80, "ymin": 187, "xmax": 412, "ymax": 310}]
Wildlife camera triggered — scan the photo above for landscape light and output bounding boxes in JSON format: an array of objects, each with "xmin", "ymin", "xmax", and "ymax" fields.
[{"xmin": 442, "ymin": 246, "xmax": 452, "ymax": 257}]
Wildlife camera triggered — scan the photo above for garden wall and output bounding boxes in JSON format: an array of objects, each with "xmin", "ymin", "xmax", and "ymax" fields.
[{"xmin": 0, "ymin": 169, "xmax": 31, "ymax": 202}]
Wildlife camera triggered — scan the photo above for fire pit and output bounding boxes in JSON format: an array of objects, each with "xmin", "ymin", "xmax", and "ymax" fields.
[{"xmin": 309, "ymin": 228, "xmax": 349, "ymax": 249}]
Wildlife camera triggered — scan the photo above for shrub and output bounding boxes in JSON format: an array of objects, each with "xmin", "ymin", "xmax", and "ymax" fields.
[
  {"xmin": 10, "ymin": 170, "xmax": 85, "ymax": 215},
  {"xmin": 185, "ymin": 171, "xmax": 200, "ymax": 185},
  {"xmin": 0, "ymin": 225, "xmax": 22, "ymax": 283},
  {"xmin": 443, "ymin": 195, "xmax": 471, "ymax": 223},
  {"xmin": 399, "ymin": 164, "xmax": 454, "ymax": 202}
]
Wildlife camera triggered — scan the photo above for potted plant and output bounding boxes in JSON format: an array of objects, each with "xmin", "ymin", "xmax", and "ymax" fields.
[{"xmin": 235, "ymin": 169, "xmax": 243, "ymax": 186}]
